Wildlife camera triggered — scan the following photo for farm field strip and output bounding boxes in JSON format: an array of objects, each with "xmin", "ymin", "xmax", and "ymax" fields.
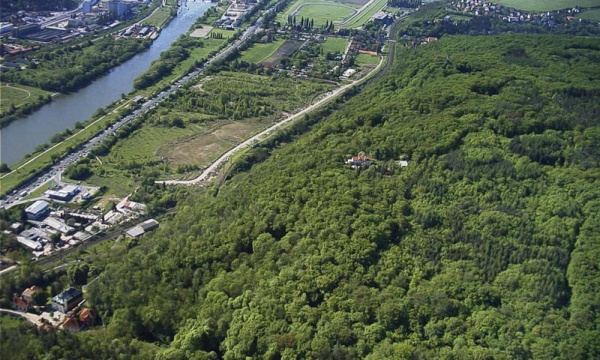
[
  {"xmin": 240, "ymin": 40, "xmax": 286, "ymax": 63},
  {"xmin": 260, "ymin": 40, "xmax": 305, "ymax": 67}
]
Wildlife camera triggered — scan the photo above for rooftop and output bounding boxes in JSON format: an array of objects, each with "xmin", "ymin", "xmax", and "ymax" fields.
[{"xmin": 25, "ymin": 200, "xmax": 50, "ymax": 214}]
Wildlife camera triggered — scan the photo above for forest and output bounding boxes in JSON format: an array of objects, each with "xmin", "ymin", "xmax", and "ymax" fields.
[
  {"xmin": 1, "ymin": 38, "xmax": 151, "ymax": 93},
  {"xmin": 2, "ymin": 20, "xmax": 600, "ymax": 360}
]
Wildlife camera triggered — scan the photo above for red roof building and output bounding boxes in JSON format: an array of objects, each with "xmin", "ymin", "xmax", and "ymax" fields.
[
  {"xmin": 22, "ymin": 286, "xmax": 42, "ymax": 303},
  {"xmin": 12, "ymin": 296, "xmax": 31, "ymax": 312}
]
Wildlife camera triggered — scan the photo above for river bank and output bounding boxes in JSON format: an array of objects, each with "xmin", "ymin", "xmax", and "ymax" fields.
[{"xmin": 1, "ymin": 2, "xmax": 212, "ymax": 166}]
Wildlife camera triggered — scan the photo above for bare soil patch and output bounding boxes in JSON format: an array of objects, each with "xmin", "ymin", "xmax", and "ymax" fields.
[
  {"xmin": 160, "ymin": 121, "xmax": 265, "ymax": 166},
  {"xmin": 260, "ymin": 40, "xmax": 304, "ymax": 68},
  {"xmin": 190, "ymin": 26, "xmax": 214, "ymax": 38}
]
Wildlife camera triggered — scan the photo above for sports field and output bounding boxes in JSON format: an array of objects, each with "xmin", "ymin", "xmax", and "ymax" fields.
[
  {"xmin": 240, "ymin": 40, "xmax": 286, "ymax": 63},
  {"xmin": 493, "ymin": 0, "xmax": 600, "ymax": 12},
  {"xmin": 0, "ymin": 83, "xmax": 52, "ymax": 115},
  {"xmin": 294, "ymin": 3, "xmax": 357, "ymax": 26},
  {"xmin": 277, "ymin": 0, "xmax": 360, "ymax": 26}
]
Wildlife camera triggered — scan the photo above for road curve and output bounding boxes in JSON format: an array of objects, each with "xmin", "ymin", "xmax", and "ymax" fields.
[
  {"xmin": 0, "ymin": 308, "xmax": 43, "ymax": 326},
  {"xmin": 158, "ymin": 56, "xmax": 386, "ymax": 186}
]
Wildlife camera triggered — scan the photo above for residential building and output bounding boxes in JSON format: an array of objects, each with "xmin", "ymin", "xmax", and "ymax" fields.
[
  {"xmin": 22, "ymin": 286, "xmax": 42, "ymax": 303},
  {"xmin": 347, "ymin": 155, "xmax": 374, "ymax": 167},
  {"xmin": 52, "ymin": 287, "xmax": 83, "ymax": 313}
]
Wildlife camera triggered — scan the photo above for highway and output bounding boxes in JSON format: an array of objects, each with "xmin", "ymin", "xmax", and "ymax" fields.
[{"xmin": 1, "ymin": 9, "xmax": 269, "ymax": 210}]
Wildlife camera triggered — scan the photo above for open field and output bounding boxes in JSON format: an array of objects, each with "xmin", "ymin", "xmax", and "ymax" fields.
[
  {"xmin": 277, "ymin": 0, "xmax": 360, "ymax": 25},
  {"xmin": 577, "ymin": 8, "xmax": 600, "ymax": 21},
  {"xmin": 159, "ymin": 120, "xmax": 266, "ymax": 166},
  {"xmin": 293, "ymin": 3, "xmax": 357, "ymax": 26},
  {"xmin": 79, "ymin": 72, "xmax": 333, "ymax": 193},
  {"xmin": 339, "ymin": 0, "xmax": 387, "ymax": 28},
  {"xmin": 261, "ymin": 40, "xmax": 304, "ymax": 67},
  {"xmin": 140, "ymin": 6, "xmax": 173, "ymax": 28},
  {"xmin": 0, "ymin": 84, "xmax": 52, "ymax": 115},
  {"xmin": 322, "ymin": 36, "xmax": 349, "ymax": 53},
  {"xmin": 190, "ymin": 25, "xmax": 213, "ymax": 37},
  {"xmin": 208, "ymin": 28, "xmax": 237, "ymax": 39},
  {"xmin": 494, "ymin": 0, "xmax": 600, "ymax": 12},
  {"xmin": 355, "ymin": 52, "xmax": 380, "ymax": 66},
  {"xmin": 240, "ymin": 40, "xmax": 286, "ymax": 63}
]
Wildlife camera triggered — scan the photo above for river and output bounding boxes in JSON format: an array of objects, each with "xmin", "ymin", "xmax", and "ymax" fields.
[{"xmin": 1, "ymin": 1, "xmax": 211, "ymax": 166}]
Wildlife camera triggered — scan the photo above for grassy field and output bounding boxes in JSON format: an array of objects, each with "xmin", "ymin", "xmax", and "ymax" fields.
[
  {"xmin": 277, "ymin": 0, "xmax": 359, "ymax": 26},
  {"xmin": 79, "ymin": 72, "xmax": 333, "ymax": 193},
  {"xmin": 294, "ymin": 3, "xmax": 357, "ymax": 26},
  {"xmin": 339, "ymin": 0, "xmax": 387, "ymax": 28},
  {"xmin": 159, "ymin": 120, "xmax": 267, "ymax": 166},
  {"xmin": 321, "ymin": 37, "xmax": 349, "ymax": 54},
  {"xmin": 140, "ymin": 6, "xmax": 173, "ymax": 28},
  {"xmin": 261, "ymin": 40, "xmax": 304, "ymax": 67},
  {"xmin": 494, "ymin": 0, "xmax": 600, "ymax": 12},
  {"xmin": 577, "ymin": 8, "xmax": 600, "ymax": 21},
  {"xmin": 240, "ymin": 40, "xmax": 286, "ymax": 63},
  {"xmin": 0, "ymin": 84, "xmax": 52, "ymax": 115},
  {"xmin": 208, "ymin": 28, "xmax": 237, "ymax": 39},
  {"xmin": 355, "ymin": 53, "xmax": 380, "ymax": 66}
]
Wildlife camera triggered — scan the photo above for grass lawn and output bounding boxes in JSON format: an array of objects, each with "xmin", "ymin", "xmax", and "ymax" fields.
[
  {"xmin": 0, "ymin": 83, "xmax": 52, "ymax": 115},
  {"xmin": 294, "ymin": 3, "xmax": 357, "ymax": 26},
  {"xmin": 356, "ymin": 53, "xmax": 380, "ymax": 66},
  {"xmin": 240, "ymin": 40, "xmax": 286, "ymax": 63},
  {"xmin": 340, "ymin": 0, "xmax": 387, "ymax": 28},
  {"xmin": 208, "ymin": 28, "xmax": 237, "ymax": 39},
  {"xmin": 322, "ymin": 37, "xmax": 349, "ymax": 54},
  {"xmin": 577, "ymin": 8, "xmax": 600, "ymax": 21},
  {"xmin": 141, "ymin": 6, "xmax": 173, "ymax": 28},
  {"xmin": 493, "ymin": 0, "xmax": 600, "ymax": 12},
  {"xmin": 277, "ymin": 0, "xmax": 359, "ymax": 26}
]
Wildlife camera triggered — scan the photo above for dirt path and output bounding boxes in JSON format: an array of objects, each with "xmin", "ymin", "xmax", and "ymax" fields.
[
  {"xmin": 158, "ymin": 56, "xmax": 386, "ymax": 186},
  {"xmin": 3, "ymin": 83, "xmax": 31, "ymax": 100},
  {"xmin": 0, "ymin": 308, "xmax": 43, "ymax": 326}
]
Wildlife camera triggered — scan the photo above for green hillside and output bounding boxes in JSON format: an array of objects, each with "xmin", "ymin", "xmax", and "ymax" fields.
[{"xmin": 3, "ymin": 32, "xmax": 600, "ymax": 360}]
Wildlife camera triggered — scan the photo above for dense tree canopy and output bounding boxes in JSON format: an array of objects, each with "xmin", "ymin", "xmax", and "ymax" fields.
[{"xmin": 4, "ymin": 30, "xmax": 600, "ymax": 360}]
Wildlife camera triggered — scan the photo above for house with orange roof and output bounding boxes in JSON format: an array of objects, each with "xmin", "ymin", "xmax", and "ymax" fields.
[{"xmin": 21, "ymin": 286, "xmax": 42, "ymax": 303}]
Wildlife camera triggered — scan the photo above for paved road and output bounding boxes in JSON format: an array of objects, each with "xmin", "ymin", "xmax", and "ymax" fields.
[
  {"xmin": 160, "ymin": 15, "xmax": 406, "ymax": 187},
  {"xmin": 1, "ymin": 8, "xmax": 270, "ymax": 209},
  {"xmin": 159, "ymin": 56, "xmax": 387, "ymax": 186}
]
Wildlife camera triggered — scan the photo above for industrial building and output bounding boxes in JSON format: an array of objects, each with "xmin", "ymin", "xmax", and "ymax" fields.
[
  {"xmin": 25, "ymin": 200, "xmax": 50, "ymax": 220},
  {"xmin": 125, "ymin": 219, "xmax": 159, "ymax": 238}
]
